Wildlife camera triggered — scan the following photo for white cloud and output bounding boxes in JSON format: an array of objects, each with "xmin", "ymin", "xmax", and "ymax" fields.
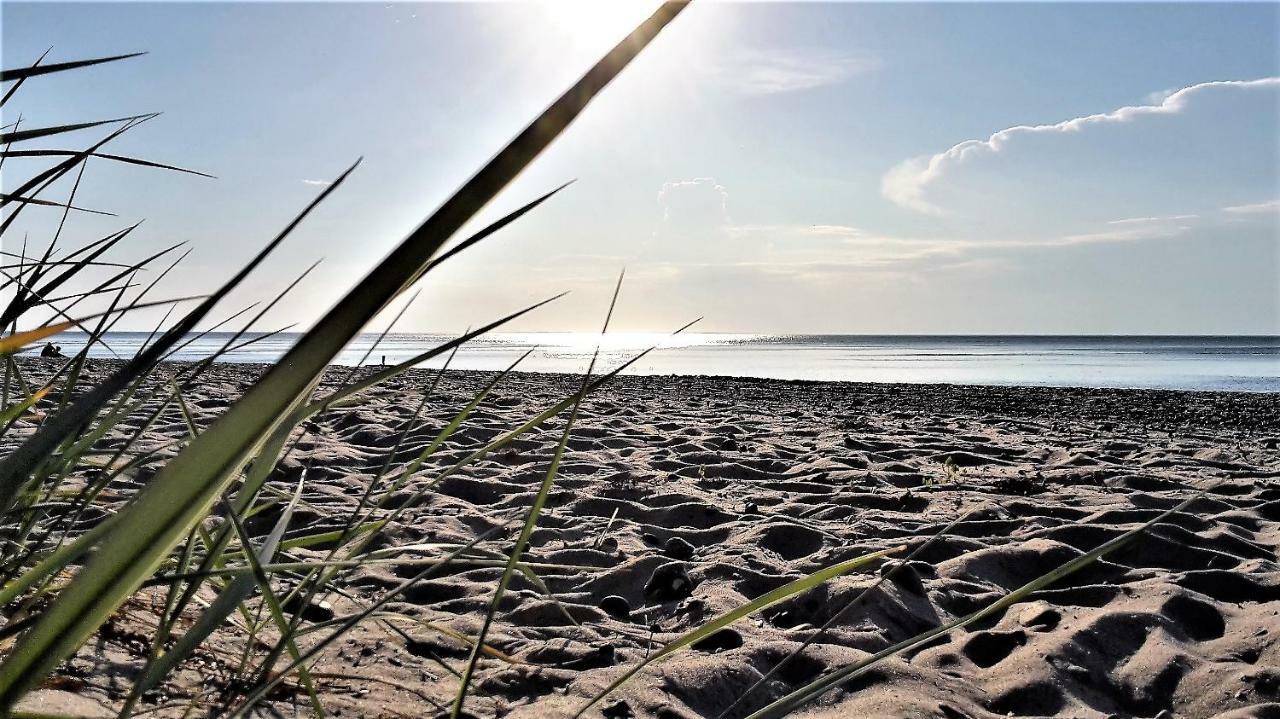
[
  {"xmin": 1107, "ymin": 214, "xmax": 1199, "ymax": 225},
  {"xmin": 301, "ymin": 179, "xmax": 333, "ymax": 187},
  {"xmin": 1144, "ymin": 88, "xmax": 1180, "ymax": 105},
  {"xmin": 725, "ymin": 216, "xmax": 1200, "ymax": 279},
  {"xmin": 657, "ymin": 177, "xmax": 729, "ymax": 227},
  {"xmin": 1222, "ymin": 199, "xmax": 1280, "ymax": 215},
  {"xmin": 1052, "ymin": 222, "xmax": 1191, "ymax": 247},
  {"xmin": 716, "ymin": 48, "xmax": 878, "ymax": 95},
  {"xmin": 882, "ymin": 77, "xmax": 1280, "ymax": 214}
]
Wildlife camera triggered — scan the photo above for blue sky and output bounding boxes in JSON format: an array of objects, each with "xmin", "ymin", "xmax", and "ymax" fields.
[{"xmin": 4, "ymin": 1, "xmax": 1278, "ymax": 334}]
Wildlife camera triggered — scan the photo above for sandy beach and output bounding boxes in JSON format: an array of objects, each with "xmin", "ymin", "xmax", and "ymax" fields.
[{"xmin": 6, "ymin": 357, "xmax": 1278, "ymax": 719}]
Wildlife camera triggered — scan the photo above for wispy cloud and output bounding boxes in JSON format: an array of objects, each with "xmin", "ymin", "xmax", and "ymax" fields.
[
  {"xmin": 301, "ymin": 179, "xmax": 333, "ymax": 187},
  {"xmin": 657, "ymin": 177, "xmax": 729, "ymax": 226},
  {"xmin": 1107, "ymin": 214, "xmax": 1199, "ymax": 225},
  {"xmin": 1222, "ymin": 199, "xmax": 1280, "ymax": 215},
  {"xmin": 1053, "ymin": 222, "xmax": 1191, "ymax": 247},
  {"xmin": 722, "ymin": 217, "xmax": 1199, "ymax": 281},
  {"xmin": 715, "ymin": 48, "xmax": 878, "ymax": 95},
  {"xmin": 882, "ymin": 77, "xmax": 1280, "ymax": 214}
]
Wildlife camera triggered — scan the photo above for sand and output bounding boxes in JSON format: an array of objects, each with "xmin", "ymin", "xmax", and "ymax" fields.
[{"xmin": 6, "ymin": 358, "xmax": 1280, "ymax": 719}]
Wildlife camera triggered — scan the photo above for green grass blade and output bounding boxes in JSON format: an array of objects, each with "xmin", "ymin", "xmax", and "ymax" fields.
[
  {"xmin": 718, "ymin": 511, "xmax": 974, "ymax": 719},
  {"xmin": 0, "ymin": 162, "xmax": 356, "ymax": 511},
  {"xmin": 576, "ymin": 545, "xmax": 903, "ymax": 718},
  {"xmin": 127, "ymin": 476, "xmax": 304, "ymax": 701},
  {"xmin": 0, "ymin": 3, "xmax": 687, "ymax": 706},
  {"xmin": 745, "ymin": 487, "xmax": 1213, "ymax": 719},
  {"xmin": 453, "ymin": 270, "xmax": 625, "ymax": 717},
  {"xmin": 226, "ymin": 525, "xmax": 510, "ymax": 717}
]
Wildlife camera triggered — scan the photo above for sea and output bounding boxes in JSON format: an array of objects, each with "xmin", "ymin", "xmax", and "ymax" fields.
[{"xmin": 34, "ymin": 332, "xmax": 1280, "ymax": 393}]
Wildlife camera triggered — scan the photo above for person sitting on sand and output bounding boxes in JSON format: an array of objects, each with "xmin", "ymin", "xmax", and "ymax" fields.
[{"xmin": 40, "ymin": 342, "xmax": 64, "ymax": 358}]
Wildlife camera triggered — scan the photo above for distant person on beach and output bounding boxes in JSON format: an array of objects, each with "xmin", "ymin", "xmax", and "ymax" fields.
[{"xmin": 40, "ymin": 343, "xmax": 63, "ymax": 358}]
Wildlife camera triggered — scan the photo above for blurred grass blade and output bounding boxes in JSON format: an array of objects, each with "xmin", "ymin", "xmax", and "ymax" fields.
[
  {"xmin": 227, "ymin": 525, "xmax": 509, "ymax": 717},
  {"xmin": 0, "ymin": 150, "xmax": 212, "ymax": 178},
  {"xmin": 0, "ymin": 114, "xmax": 153, "ymax": 148},
  {"xmin": 0, "ymin": 2, "xmax": 688, "ymax": 707},
  {"xmin": 423, "ymin": 181, "xmax": 572, "ymax": 274},
  {"xmin": 0, "ymin": 48, "xmax": 51, "ymax": 108},
  {"xmin": 0, "ymin": 51, "xmax": 145, "ymax": 82},
  {"xmin": 0, "ymin": 162, "xmax": 357, "ymax": 513},
  {"xmin": 129, "ymin": 474, "xmax": 305, "ymax": 699},
  {"xmin": 0, "ymin": 295, "xmax": 204, "ymax": 355},
  {"xmin": 301, "ymin": 292, "xmax": 565, "ymax": 416},
  {"xmin": 0, "ymin": 386, "xmax": 49, "ymax": 427},
  {"xmin": 745, "ymin": 487, "xmax": 1212, "ymax": 719},
  {"xmin": 576, "ymin": 545, "xmax": 904, "ymax": 718},
  {"xmin": 0, "ymin": 193, "xmax": 115, "ymax": 216}
]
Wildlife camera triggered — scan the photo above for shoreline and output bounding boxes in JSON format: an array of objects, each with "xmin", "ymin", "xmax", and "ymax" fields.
[{"xmin": 16, "ymin": 356, "xmax": 1280, "ymax": 435}]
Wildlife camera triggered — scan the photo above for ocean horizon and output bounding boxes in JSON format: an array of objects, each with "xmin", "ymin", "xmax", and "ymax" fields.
[{"xmin": 35, "ymin": 332, "xmax": 1280, "ymax": 393}]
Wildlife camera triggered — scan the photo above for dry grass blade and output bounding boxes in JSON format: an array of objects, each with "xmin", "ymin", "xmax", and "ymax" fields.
[
  {"xmin": 0, "ymin": 295, "xmax": 205, "ymax": 355},
  {"xmin": 0, "ymin": 386, "xmax": 50, "ymax": 428}
]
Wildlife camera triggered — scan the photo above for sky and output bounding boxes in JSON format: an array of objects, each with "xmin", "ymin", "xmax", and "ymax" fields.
[{"xmin": 3, "ymin": 1, "xmax": 1279, "ymax": 335}]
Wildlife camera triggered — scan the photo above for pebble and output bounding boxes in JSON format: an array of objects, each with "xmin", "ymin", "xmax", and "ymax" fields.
[
  {"xmin": 282, "ymin": 595, "xmax": 334, "ymax": 623},
  {"xmin": 664, "ymin": 536, "xmax": 696, "ymax": 560},
  {"xmin": 599, "ymin": 595, "xmax": 631, "ymax": 620},
  {"xmin": 1019, "ymin": 605, "xmax": 1062, "ymax": 631},
  {"xmin": 644, "ymin": 562, "xmax": 694, "ymax": 603},
  {"xmin": 602, "ymin": 699, "xmax": 634, "ymax": 719},
  {"xmin": 690, "ymin": 627, "xmax": 743, "ymax": 653}
]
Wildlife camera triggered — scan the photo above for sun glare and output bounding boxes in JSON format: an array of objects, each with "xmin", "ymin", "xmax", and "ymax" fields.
[{"xmin": 539, "ymin": 0, "xmax": 662, "ymax": 50}]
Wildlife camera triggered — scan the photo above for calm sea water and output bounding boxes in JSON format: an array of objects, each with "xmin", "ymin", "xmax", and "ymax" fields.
[{"xmin": 38, "ymin": 333, "xmax": 1280, "ymax": 392}]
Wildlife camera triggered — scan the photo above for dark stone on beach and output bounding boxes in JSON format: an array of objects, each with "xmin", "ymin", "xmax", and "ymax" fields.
[
  {"xmin": 599, "ymin": 595, "xmax": 631, "ymax": 620},
  {"xmin": 602, "ymin": 699, "xmax": 634, "ymax": 719},
  {"xmin": 880, "ymin": 560, "xmax": 926, "ymax": 595},
  {"xmin": 690, "ymin": 627, "xmax": 743, "ymax": 653},
  {"xmin": 744, "ymin": 501, "xmax": 760, "ymax": 514},
  {"xmin": 1019, "ymin": 606, "xmax": 1061, "ymax": 631},
  {"xmin": 664, "ymin": 536, "xmax": 696, "ymax": 560},
  {"xmin": 282, "ymin": 595, "xmax": 334, "ymax": 622},
  {"xmin": 644, "ymin": 562, "xmax": 694, "ymax": 603}
]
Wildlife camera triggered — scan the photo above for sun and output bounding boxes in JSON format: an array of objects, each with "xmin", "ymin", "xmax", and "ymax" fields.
[{"xmin": 538, "ymin": 1, "xmax": 663, "ymax": 51}]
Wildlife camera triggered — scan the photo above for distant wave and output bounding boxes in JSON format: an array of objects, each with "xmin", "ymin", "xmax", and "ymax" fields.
[{"xmin": 36, "ymin": 332, "xmax": 1280, "ymax": 392}]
